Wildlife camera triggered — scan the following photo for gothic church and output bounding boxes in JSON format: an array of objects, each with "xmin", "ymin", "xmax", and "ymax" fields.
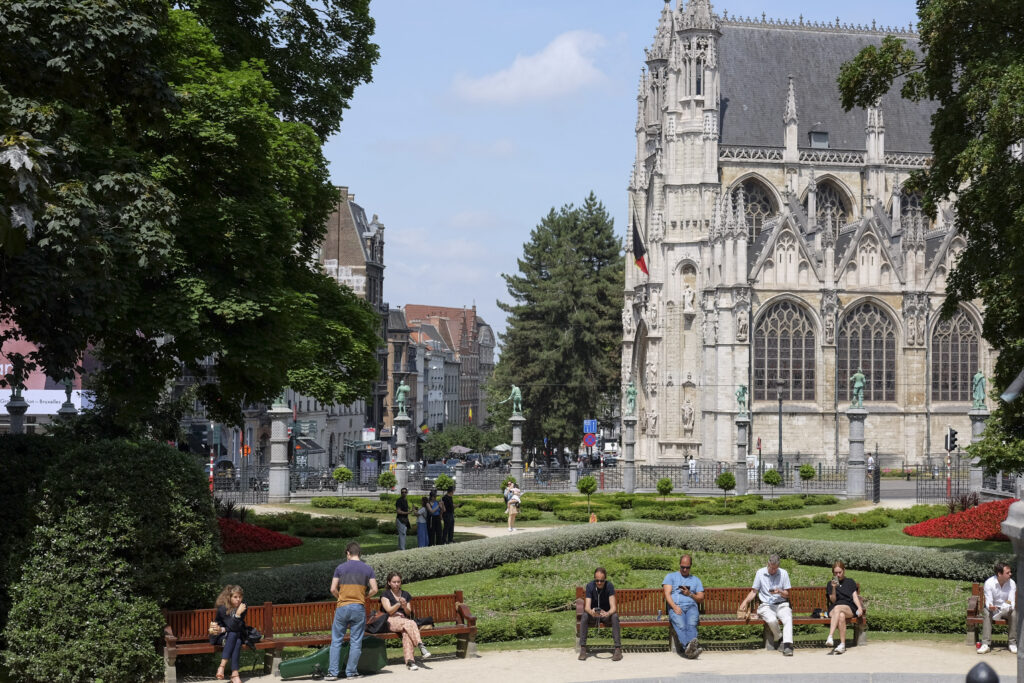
[{"xmin": 623, "ymin": 0, "xmax": 994, "ymax": 466}]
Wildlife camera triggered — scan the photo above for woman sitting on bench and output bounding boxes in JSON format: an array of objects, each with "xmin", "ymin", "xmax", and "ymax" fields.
[
  {"xmin": 825, "ymin": 561, "xmax": 864, "ymax": 654},
  {"xmin": 380, "ymin": 572, "xmax": 431, "ymax": 670},
  {"xmin": 211, "ymin": 584, "xmax": 247, "ymax": 683}
]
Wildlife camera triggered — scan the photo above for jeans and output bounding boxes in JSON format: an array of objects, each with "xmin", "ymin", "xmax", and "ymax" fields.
[
  {"xmin": 329, "ymin": 603, "xmax": 366, "ymax": 678},
  {"xmin": 221, "ymin": 631, "xmax": 243, "ymax": 671},
  {"xmin": 758, "ymin": 602, "xmax": 793, "ymax": 645},
  {"xmin": 397, "ymin": 518, "xmax": 407, "ymax": 550},
  {"xmin": 668, "ymin": 603, "xmax": 699, "ymax": 648}
]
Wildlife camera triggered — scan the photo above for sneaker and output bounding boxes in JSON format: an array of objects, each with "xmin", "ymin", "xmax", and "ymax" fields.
[
  {"xmin": 407, "ymin": 662, "xmax": 419, "ymax": 671},
  {"xmin": 834, "ymin": 643, "xmax": 846, "ymax": 655},
  {"xmin": 684, "ymin": 639, "xmax": 698, "ymax": 658},
  {"xmin": 324, "ymin": 677, "xmax": 338, "ymax": 682},
  {"xmin": 825, "ymin": 637, "xmax": 834, "ymax": 648},
  {"xmin": 1011, "ymin": 643, "xmax": 1018, "ymax": 654},
  {"xmin": 782, "ymin": 643, "xmax": 794, "ymax": 656},
  {"xmin": 419, "ymin": 644, "xmax": 431, "ymax": 659},
  {"xmin": 612, "ymin": 647, "xmax": 622, "ymax": 661},
  {"xmin": 978, "ymin": 643, "xmax": 991, "ymax": 654},
  {"xmin": 346, "ymin": 675, "xmax": 362, "ymax": 680},
  {"xmin": 578, "ymin": 647, "xmax": 587, "ymax": 661},
  {"xmin": 693, "ymin": 645, "xmax": 704, "ymax": 659}
]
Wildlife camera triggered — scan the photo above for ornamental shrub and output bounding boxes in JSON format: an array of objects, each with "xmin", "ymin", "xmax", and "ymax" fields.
[
  {"xmin": 554, "ymin": 505, "xmax": 622, "ymax": 522},
  {"xmin": 577, "ymin": 475, "xmax": 598, "ymax": 513},
  {"xmin": 811, "ymin": 513, "xmax": 833, "ymax": 524},
  {"xmin": 434, "ymin": 473, "xmax": 455, "ymax": 492},
  {"xmin": 377, "ymin": 470, "xmax": 397, "ymax": 491},
  {"xmin": 884, "ymin": 504, "xmax": 947, "ymax": 524},
  {"xmin": 656, "ymin": 477, "xmax": 673, "ymax": 500},
  {"xmin": 746, "ymin": 517, "xmax": 813, "ymax": 530},
  {"xmin": 2, "ymin": 439, "xmax": 219, "ymax": 682},
  {"xmin": 830, "ymin": 510, "xmax": 890, "ymax": 530},
  {"xmin": 632, "ymin": 506, "xmax": 697, "ymax": 521},
  {"xmin": 474, "ymin": 507, "xmax": 542, "ymax": 523},
  {"xmin": 762, "ymin": 468, "xmax": 783, "ymax": 497},
  {"xmin": 799, "ymin": 464, "xmax": 816, "ymax": 487},
  {"xmin": 716, "ymin": 471, "xmax": 736, "ymax": 505},
  {"xmin": 476, "ymin": 614, "xmax": 552, "ymax": 642},
  {"xmin": 756, "ymin": 497, "xmax": 805, "ymax": 511},
  {"xmin": 904, "ymin": 498, "xmax": 1016, "ymax": 541},
  {"xmin": 802, "ymin": 494, "xmax": 839, "ymax": 506}
]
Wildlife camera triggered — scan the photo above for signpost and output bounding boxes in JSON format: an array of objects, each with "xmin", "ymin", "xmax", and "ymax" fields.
[{"xmin": 582, "ymin": 433, "xmax": 597, "ymax": 448}]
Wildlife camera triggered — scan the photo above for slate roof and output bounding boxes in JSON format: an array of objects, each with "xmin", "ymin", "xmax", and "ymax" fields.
[{"xmin": 718, "ymin": 22, "xmax": 935, "ymax": 153}]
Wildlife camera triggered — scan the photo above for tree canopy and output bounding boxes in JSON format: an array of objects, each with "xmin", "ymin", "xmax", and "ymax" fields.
[
  {"xmin": 0, "ymin": 0, "xmax": 380, "ymax": 431},
  {"xmin": 838, "ymin": 1, "xmax": 1024, "ymax": 471},
  {"xmin": 488, "ymin": 193, "xmax": 623, "ymax": 459}
]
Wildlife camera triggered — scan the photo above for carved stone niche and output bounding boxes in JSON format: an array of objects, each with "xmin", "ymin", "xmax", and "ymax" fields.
[{"xmin": 680, "ymin": 264, "xmax": 698, "ymax": 316}]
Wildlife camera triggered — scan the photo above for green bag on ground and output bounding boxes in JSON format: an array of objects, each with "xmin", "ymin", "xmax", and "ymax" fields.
[{"xmin": 278, "ymin": 637, "xmax": 389, "ymax": 679}]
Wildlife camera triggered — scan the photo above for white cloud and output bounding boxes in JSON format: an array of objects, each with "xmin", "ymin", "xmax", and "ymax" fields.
[{"xmin": 452, "ymin": 30, "xmax": 607, "ymax": 104}]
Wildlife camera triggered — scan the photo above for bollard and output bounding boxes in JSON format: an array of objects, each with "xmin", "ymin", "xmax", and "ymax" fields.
[{"xmin": 965, "ymin": 661, "xmax": 998, "ymax": 683}]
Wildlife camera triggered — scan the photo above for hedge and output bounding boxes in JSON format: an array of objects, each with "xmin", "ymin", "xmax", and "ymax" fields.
[
  {"xmin": 756, "ymin": 497, "xmax": 805, "ymax": 511},
  {"xmin": 475, "ymin": 507, "xmax": 542, "ymax": 523},
  {"xmin": 632, "ymin": 506, "xmax": 697, "ymax": 521},
  {"xmin": 830, "ymin": 510, "xmax": 890, "ymax": 530},
  {"xmin": 746, "ymin": 518, "xmax": 813, "ymax": 530},
  {"xmin": 553, "ymin": 506, "xmax": 622, "ymax": 522}
]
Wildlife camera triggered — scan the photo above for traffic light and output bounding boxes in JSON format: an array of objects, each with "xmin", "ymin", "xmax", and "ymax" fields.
[{"xmin": 945, "ymin": 427, "xmax": 959, "ymax": 452}]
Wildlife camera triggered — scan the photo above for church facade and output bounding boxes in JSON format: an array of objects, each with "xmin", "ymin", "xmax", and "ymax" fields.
[{"xmin": 623, "ymin": 0, "xmax": 994, "ymax": 466}]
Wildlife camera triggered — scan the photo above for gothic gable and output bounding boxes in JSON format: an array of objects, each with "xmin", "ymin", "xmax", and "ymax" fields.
[
  {"xmin": 836, "ymin": 220, "xmax": 904, "ymax": 289},
  {"xmin": 925, "ymin": 230, "xmax": 965, "ymax": 292},
  {"xmin": 749, "ymin": 215, "xmax": 821, "ymax": 287}
]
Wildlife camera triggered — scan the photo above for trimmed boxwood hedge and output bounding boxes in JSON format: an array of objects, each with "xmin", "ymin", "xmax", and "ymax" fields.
[
  {"xmin": 746, "ymin": 517, "xmax": 813, "ymax": 530},
  {"xmin": 474, "ymin": 507, "xmax": 542, "ymax": 523},
  {"xmin": 553, "ymin": 505, "xmax": 622, "ymax": 522},
  {"xmin": 633, "ymin": 506, "xmax": 697, "ymax": 521},
  {"xmin": 830, "ymin": 510, "xmax": 890, "ymax": 530}
]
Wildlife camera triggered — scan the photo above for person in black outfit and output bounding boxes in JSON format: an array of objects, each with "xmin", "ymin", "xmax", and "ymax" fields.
[
  {"xmin": 441, "ymin": 487, "xmax": 455, "ymax": 544},
  {"xmin": 210, "ymin": 584, "xmax": 247, "ymax": 683},
  {"xmin": 396, "ymin": 488, "xmax": 410, "ymax": 550},
  {"xmin": 578, "ymin": 567, "xmax": 622, "ymax": 661},
  {"xmin": 825, "ymin": 560, "xmax": 864, "ymax": 654},
  {"xmin": 426, "ymin": 489, "xmax": 444, "ymax": 546}
]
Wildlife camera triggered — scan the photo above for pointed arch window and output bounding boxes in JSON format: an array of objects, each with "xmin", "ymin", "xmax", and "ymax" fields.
[
  {"xmin": 931, "ymin": 310, "xmax": 980, "ymax": 402},
  {"xmin": 753, "ymin": 301, "xmax": 816, "ymax": 401},
  {"xmin": 734, "ymin": 179, "xmax": 778, "ymax": 241},
  {"xmin": 805, "ymin": 180, "xmax": 851, "ymax": 233},
  {"xmin": 900, "ymin": 188, "xmax": 932, "ymax": 230},
  {"xmin": 838, "ymin": 303, "xmax": 897, "ymax": 402}
]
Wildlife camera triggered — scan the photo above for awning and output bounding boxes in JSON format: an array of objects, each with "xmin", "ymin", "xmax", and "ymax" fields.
[{"xmin": 295, "ymin": 438, "xmax": 325, "ymax": 455}]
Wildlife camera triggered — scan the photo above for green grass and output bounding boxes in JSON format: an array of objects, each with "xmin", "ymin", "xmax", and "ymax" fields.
[{"xmin": 727, "ymin": 521, "xmax": 1011, "ymax": 553}]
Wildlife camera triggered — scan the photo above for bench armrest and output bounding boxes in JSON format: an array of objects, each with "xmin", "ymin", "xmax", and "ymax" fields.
[
  {"xmin": 163, "ymin": 625, "xmax": 177, "ymax": 648},
  {"xmin": 575, "ymin": 598, "xmax": 585, "ymax": 620},
  {"xmin": 968, "ymin": 596, "xmax": 980, "ymax": 616},
  {"xmin": 456, "ymin": 603, "xmax": 476, "ymax": 627}
]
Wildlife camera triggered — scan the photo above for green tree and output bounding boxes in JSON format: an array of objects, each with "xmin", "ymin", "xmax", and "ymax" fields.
[
  {"xmin": 837, "ymin": 4, "xmax": 1024, "ymax": 471},
  {"xmin": 490, "ymin": 194, "xmax": 624, "ymax": 460},
  {"xmin": 332, "ymin": 466, "xmax": 353, "ymax": 495},
  {"xmin": 716, "ymin": 471, "xmax": 736, "ymax": 508},
  {"xmin": 763, "ymin": 468, "xmax": 783, "ymax": 499},
  {"xmin": 799, "ymin": 464, "xmax": 816, "ymax": 491},
  {"xmin": 422, "ymin": 424, "xmax": 499, "ymax": 461},
  {"xmin": 577, "ymin": 475, "xmax": 598, "ymax": 514},
  {"xmin": 656, "ymin": 477, "xmax": 673, "ymax": 501},
  {"xmin": 377, "ymin": 470, "xmax": 397, "ymax": 491},
  {"xmin": 0, "ymin": 0, "xmax": 380, "ymax": 433},
  {"xmin": 434, "ymin": 473, "xmax": 455, "ymax": 492}
]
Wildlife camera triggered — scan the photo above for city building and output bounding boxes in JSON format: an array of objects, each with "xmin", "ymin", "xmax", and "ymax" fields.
[{"xmin": 624, "ymin": 0, "xmax": 994, "ymax": 467}]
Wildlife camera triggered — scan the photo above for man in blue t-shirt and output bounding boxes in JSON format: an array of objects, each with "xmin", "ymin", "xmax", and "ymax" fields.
[
  {"xmin": 578, "ymin": 567, "xmax": 622, "ymax": 662},
  {"xmin": 662, "ymin": 554, "xmax": 704, "ymax": 659}
]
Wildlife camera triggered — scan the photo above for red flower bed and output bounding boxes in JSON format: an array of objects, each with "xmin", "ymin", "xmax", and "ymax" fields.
[
  {"xmin": 218, "ymin": 517, "xmax": 303, "ymax": 553},
  {"xmin": 903, "ymin": 498, "xmax": 1017, "ymax": 541}
]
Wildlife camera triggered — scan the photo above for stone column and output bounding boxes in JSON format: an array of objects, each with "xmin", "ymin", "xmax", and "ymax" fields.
[
  {"xmin": 622, "ymin": 416, "xmax": 637, "ymax": 494},
  {"xmin": 569, "ymin": 464, "xmax": 579, "ymax": 487},
  {"xmin": 735, "ymin": 415, "xmax": 750, "ymax": 496},
  {"xmin": 394, "ymin": 412, "xmax": 411, "ymax": 492},
  {"xmin": 5, "ymin": 388, "xmax": 28, "ymax": 434},
  {"xmin": 968, "ymin": 408, "xmax": 989, "ymax": 494},
  {"xmin": 846, "ymin": 408, "xmax": 868, "ymax": 499},
  {"xmin": 510, "ymin": 414, "xmax": 525, "ymax": 484},
  {"xmin": 267, "ymin": 396, "xmax": 291, "ymax": 504},
  {"xmin": 455, "ymin": 460, "xmax": 464, "ymax": 492},
  {"xmin": 1000, "ymin": 502, "xmax": 1024, "ymax": 677}
]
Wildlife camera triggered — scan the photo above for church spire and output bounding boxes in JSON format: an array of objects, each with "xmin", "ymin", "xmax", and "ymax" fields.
[
  {"xmin": 679, "ymin": 0, "xmax": 720, "ymax": 31},
  {"xmin": 784, "ymin": 75, "xmax": 798, "ymax": 125},
  {"xmin": 783, "ymin": 74, "xmax": 799, "ymax": 163}
]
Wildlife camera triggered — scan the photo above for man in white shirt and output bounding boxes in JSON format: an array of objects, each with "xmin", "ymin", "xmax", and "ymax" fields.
[
  {"xmin": 737, "ymin": 554, "xmax": 794, "ymax": 656},
  {"xmin": 980, "ymin": 562, "xmax": 1017, "ymax": 654}
]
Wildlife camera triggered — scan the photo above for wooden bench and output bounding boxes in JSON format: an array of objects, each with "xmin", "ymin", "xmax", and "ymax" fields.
[
  {"xmin": 966, "ymin": 582, "xmax": 1013, "ymax": 646},
  {"xmin": 162, "ymin": 592, "xmax": 476, "ymax": 683},
  {"xmin": 574, "ymin": 586, "xmax": 866, "ymax": 652}
]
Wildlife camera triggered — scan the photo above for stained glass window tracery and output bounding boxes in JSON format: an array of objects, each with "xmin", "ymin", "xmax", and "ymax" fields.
[
  {"xmin": 931, "ymin": 310, "xmax": 979, "ymax": 402},
  {"xmin": 753, "ymin": 301, "xmax": 816, "ymax": 401},
  {"xmin": 838, "ymin": 303, "xmax": 897, "ymax": 402}
]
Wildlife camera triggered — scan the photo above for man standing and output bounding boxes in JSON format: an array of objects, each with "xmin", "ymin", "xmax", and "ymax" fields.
[
  {"xmin": 441, "ymin": 487, "xmax": 455, "ymax": 544},
  {"xmin": 395, "ymin": 488, "xmax": 410, "ymax": 551},
  {"xmin": 327, "ymin": 542, "xmax": 378, "ymax": 680},
  {"xmin": 688, "ymin": 455, "xmax": 697, "ymax": 485},
  {"xmin": 662, "ymin": 554, "xmax": 704, "ymax": 659},
  {"xmin": 578, "ymin": 567, "xmax": 622, "ymax": 662},
  {"xmin": 980, "ymin": 561, "xmax": 1017, "ymax": 654},
  {"xmin": 738, "ymin": 554, "xmax": 794, "ymax": 656}
]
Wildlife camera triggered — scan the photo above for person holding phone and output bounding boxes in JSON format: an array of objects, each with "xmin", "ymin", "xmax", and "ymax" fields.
[
  {"xmin": 825, "ymin": 560, "xmax": 864, "ymax": 654},
  {"xmin": 738, "ymin": 554, "xmax": 793, "ymax": 656},
  {"xmin": 578, "ymin": 567, "xmax": 622, "ymax": 661},
  {"xmin": 662, "ymin": 554, "xmax": 705, "ymax": 659}
]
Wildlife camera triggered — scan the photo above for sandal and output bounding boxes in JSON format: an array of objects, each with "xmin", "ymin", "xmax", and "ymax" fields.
[
  {"xmin": 230, "ymin": 675, "xmax": 242, "ymax": 683},
  {"xmin": 215, "ymin": 667, "xmax": 225, "ymax": 680}
]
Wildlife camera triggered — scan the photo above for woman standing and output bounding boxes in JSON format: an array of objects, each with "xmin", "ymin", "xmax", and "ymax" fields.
[
  {"xmin": 380, "ymin": 572, "xmax": 432, "ymax": 670},
  {"xmin": 416, "ymin": 496, "xmax": 429, "ymax": 548},
  {"xmin": 825, "ymin": 560, "xmax": 864, "ymax": 654},
  {"xmin": 426, "ymin": 490, "xmax": 444, "ymax": 546},
  {"xmin": 506, "ymin": 484, "xmax": 521, "ymax": 532},
  {"xmin": 211, "ymin": 585, "xmax": 247, "ymax": 683}
]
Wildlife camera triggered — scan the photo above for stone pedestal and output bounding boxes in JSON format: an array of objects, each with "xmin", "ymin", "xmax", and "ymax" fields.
[
  {"xmin": 735, "ymin": 415, "xmax": 750, "ymax": 496},
  {"xmin": 6, "ymin": 389, "xmax": 28, "ymax": 434},
  {"xmin": 455, "ymin": 461, "xmax": 464, "ymax": 491},
  {"xmin": 510, "ymin": 414, "xmax": 525, "ymax": 484},
  {"xmin": 1000, "ymin": 502, "xmax": 1024, "ymax": 677},
  {"xmin": 394, "ymin": 412, "xmax": 411, "ymax": 492},
  {"xmin": 846, "ymin": 408, "xmax": 868, "ymax": 499},
  {"xmin": 968, "ymin": 408, "xmax": 989, "ymax": 494},
  {"xmin": 267, "ymin": 398, "xmax": 292, "ymax": 504},
  {"xmin": 569, "ymin": 466, "xmax": 579, "ymax": 486},
  {"xmin": 623, "ymin": 416, "xmax": 637, "ymax": 494}
]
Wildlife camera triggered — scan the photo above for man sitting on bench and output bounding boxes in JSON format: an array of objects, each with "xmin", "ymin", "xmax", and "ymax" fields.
[
  {"xmin": 979, "ymin": 561, "xmax": 1017, "ymax": 655},
  {"xmin": 662, "ymin": 554, "xmax": 704, "ymax": 660},
  {"xmin": 739, "ymin": 554, "xmax": 794, "ymax": 656},
  {"xmin": 578, "ymin": 567, "xmax": 622, "ymax": 662}
]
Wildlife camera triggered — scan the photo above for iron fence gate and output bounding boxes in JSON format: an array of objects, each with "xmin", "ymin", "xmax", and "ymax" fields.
[
  {"xmin": 212, "ymin": 465, "xmax": 269, "ymax": 504},
  {"xmin": 916, "ymin": 464, "xmax": 970, "ymax": 504}
]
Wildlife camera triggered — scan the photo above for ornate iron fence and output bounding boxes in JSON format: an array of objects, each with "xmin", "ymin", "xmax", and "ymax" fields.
[
  {"xmin": 213, "ymin": 465, "xmax": 269, "ymax": 504},
  {"xmin": 916, "ymin": 464, "xmax": 971, "ymax": 503}
]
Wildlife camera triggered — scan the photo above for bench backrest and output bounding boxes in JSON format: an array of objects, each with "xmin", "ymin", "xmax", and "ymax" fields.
[
  {"xmin": 575, "ymin": 585, "xmax": 838, "ymax": 617},
  {"xmin": 165, "ymin": 592, "xmax": 465, "ymax": 645}
]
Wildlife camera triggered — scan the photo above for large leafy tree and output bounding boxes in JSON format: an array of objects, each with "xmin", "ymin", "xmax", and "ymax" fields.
[
  {"xmin": 838, "ymin": 1, "xmax": 1024, "ymax": 471},
  {"xmin": 0, "ymin": 0, "xmax": 380, "ymax": 431},
  {"xmin": 489, "ymin": 193, "xmax": 623, "ymax": 461}
]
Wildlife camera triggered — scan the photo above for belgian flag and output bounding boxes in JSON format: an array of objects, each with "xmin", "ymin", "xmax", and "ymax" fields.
[{"xmin": 632, "ymin": 222, "xmax": 649, "ymax": 275}]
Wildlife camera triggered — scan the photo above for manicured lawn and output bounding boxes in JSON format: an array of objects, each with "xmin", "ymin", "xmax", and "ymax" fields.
[{"xmin": 728, "ymin": 521, "xmax": 1011, "ymax": 554}]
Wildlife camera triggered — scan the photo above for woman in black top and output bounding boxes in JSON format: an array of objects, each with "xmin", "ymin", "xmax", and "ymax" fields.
[
  {"xmin": 825, "ymin": 561, "xmax": 864, "ymax": 654},
  {"xmin": 211, "ymin": 584, "xmax": 247, "ymax": 682},
  {"xmin": 380, "ymin": 572, "xmax": 431, "ymax": 670}
]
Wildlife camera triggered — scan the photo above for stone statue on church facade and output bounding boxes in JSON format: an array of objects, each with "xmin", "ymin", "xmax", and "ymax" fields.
[
  {"xmin": 973, "ymin": 370, "xmax": 986, "ymax": 409},
  {"xmin": 681, "ymin": 399, "xmax": 694, "ymax": 431},
  {"xmin": 625, "ymin": 380, "xmax": 637, "ymax": 416},
  {"xmin": 849, "ymin": 368, "xmax": 866, "ymax": 409}
]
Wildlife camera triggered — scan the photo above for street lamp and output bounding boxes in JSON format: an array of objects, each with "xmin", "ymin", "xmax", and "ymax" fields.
[{"xmin": 774, "ymin": 378, "xmax": 787, "ymax": 471}]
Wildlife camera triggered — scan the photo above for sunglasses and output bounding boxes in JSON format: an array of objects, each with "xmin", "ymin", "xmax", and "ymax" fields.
[{"xmin": 594, "ymin": 579, "xmax": 606, "ymax": 583}]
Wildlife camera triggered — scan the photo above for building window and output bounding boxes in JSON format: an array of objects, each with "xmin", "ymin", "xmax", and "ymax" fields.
[
  {"xmin": 900, "ymin": 188, "xmax": 931, "ymax": 230},
  {"xmin": 734, "ymin": 179, "xmax": 777, "ymax": 241},
  {"xmin": 753, "ymin": 300, "xmax": 816, "ymax": 401},
  {"xmin": 805, "ymin": 180, "xmax": 850, "ymax": 233},
  {"xmin": 931, "ymin": 309, "xmax": 979, "ymax": 402},
  {"xmin": 838, "ymin": 302, "xmax": 897, "ymax": 402},
  {"xmin": 809, "ymin": 131, "xmax": 829, "ymax": 148}
]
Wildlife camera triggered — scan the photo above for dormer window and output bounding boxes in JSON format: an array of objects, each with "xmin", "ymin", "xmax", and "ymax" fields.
[{"xmin": 809, "ymin": 131, "xmax": 829, "ymax": 149}]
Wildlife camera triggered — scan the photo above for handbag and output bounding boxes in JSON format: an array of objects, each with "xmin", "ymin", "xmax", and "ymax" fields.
[
  {"xmin": 244, "ymin": 626, "xmax": 263, "ymax": 645},
  {"xmin": 414, "ymin": 616, "xmax": 434, "ymax": 629},
  {"xmin": 365, "ymin": 610, "xmax": 390, "ymax": 634}
]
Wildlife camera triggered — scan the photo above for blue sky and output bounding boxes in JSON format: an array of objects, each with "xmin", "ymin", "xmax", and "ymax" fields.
[{"xmin": 324, "ymin": 0, "xmax": 920, "ymax": 343}]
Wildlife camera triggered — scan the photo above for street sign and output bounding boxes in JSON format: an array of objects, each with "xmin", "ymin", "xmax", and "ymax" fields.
[
  {"xmin": 582, "ymin": 433, "xmax": 597, "ymax": 447},
  {"xmin": 583, "ymin": 419, "xmax": 598, "ymax": 434}
]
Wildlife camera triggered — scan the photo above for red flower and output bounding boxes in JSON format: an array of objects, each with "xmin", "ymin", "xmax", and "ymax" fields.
[
  {"xmin": 903, "ymin": 498, "xmax": 1017, "ymax": 541},
  {"xmin": 218, "ymin": 517, "xmax": 303, "ymax": 554}
]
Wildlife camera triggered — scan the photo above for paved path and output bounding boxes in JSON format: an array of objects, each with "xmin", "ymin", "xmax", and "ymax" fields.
[{"xmin": 208, "ymin": 641, "xmax": 1015, "ymax": 683}]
